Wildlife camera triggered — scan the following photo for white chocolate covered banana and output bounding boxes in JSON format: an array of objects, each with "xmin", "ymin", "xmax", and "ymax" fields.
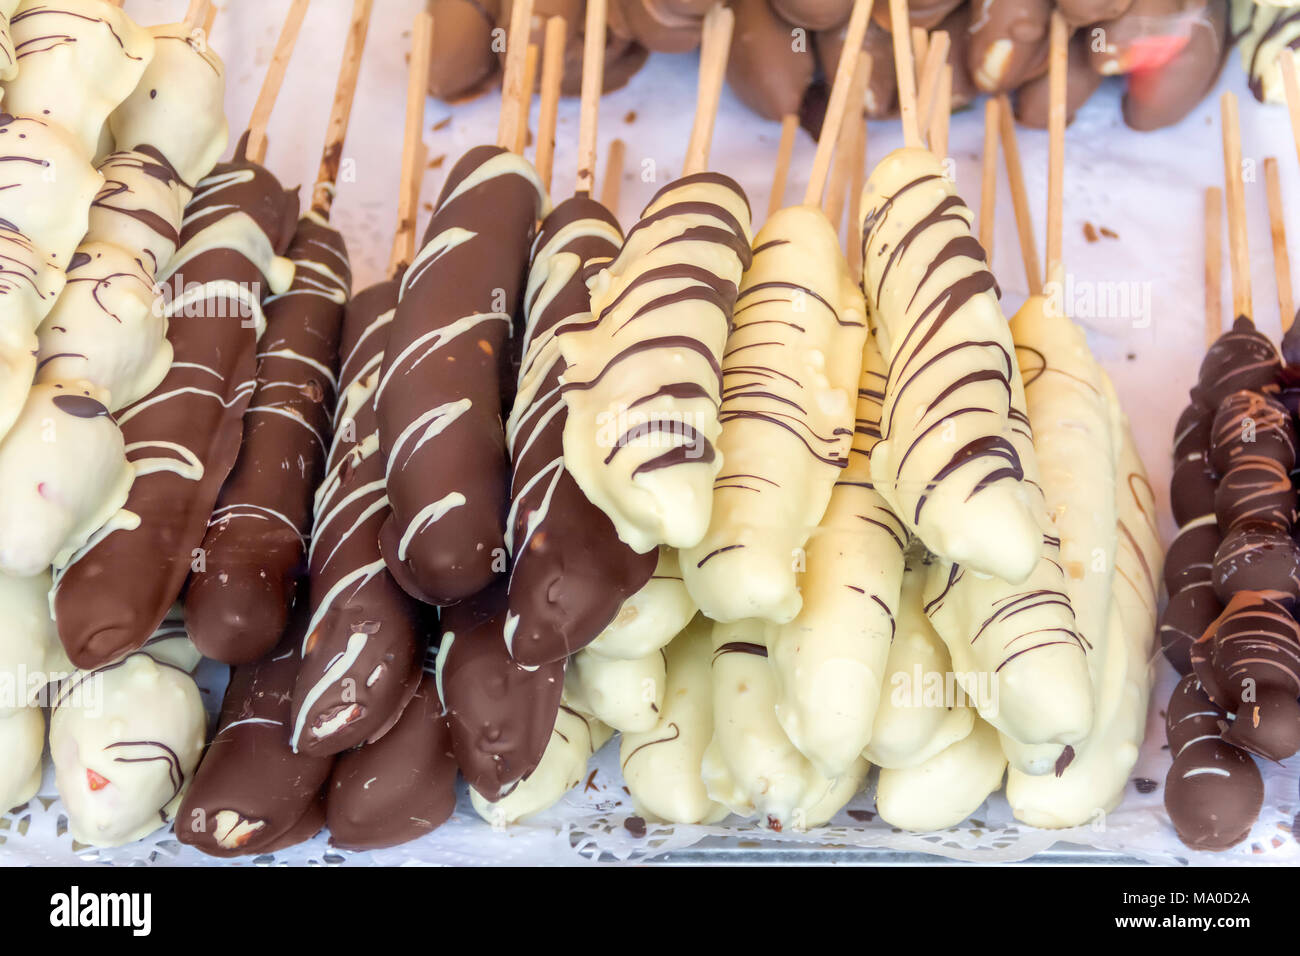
[
  {"xmin": 1006, "ymin": 380, "xmax": 1162, "ymax": 826},
  {"xmin": 471, "ymin": 697, "xmax": 613, "ymax": 827},
  {"xmin": 0, "ymin": 568, "xmax": 70, "ymax": 714},
  {"xmin": 0, "ymin": 704, "xmax": 43, "ymax": 811},
  {"xmin": 1235, "ymin": 0, "xmax": 1300, "ymax": 106},
  {"xmin": 49, "ymin": 622, "xmax": 205, "ymax": 847},
  {"xmin": 560, "ymin": 173, "xmax": 753, "ymax": 553},
  {"xmin": 702, "ymin": 617, "xmax": 867, "ymax": 830},
  {"xmin": 0, "ymin": 0, "xmax": 20, "ymax": 84},
  {"xmin": 858, "ymin": 147, "xmax": 1041, "ymax": 583},
  {"xmin": 569, "ymin": 645, "xmax": 666, "ymax": 734},
  {"xmin": 680, "ymin": 204, "xmax": 867, "ymax": 623},
  {"xmin": 585, "ymin": 548, "xmax": 696, "ymax": 660},
  {"xmin": 110, "ymin": 21, "xmax": 228, "ymax": 186},
  {"xmin": 0, "ymin": 382, "xmax": 132, "ymax": 576},
  {"xmin": 768, "ymin": 328, "xmax": 907, "ymax": 778},
  {"xmin": 619, "ymin": 615, "xmax": 729, "ymax": 824},
  {"xmin": 2, "ymin": 0, "xmax": 155, "ymax": 159},
  {"xmin": 865, "ymin": 557, "xmax": 975, "ymax": 769},
  {"xmin": 875, "ymin": 717, "xmax": 1007, "ymax": 831}
]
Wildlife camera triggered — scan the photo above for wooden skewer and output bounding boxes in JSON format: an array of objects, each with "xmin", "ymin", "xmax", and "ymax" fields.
[
  {"xmin": 979, "ymin": 96, "xmax": 999, "ymax": 259},
  {"xmin": 914, "ymin": 30, "xmax": 949, "ymax": 143},
  {"xmin": 1205, "ymin": 187, "xmax": 1223, "ymax": 347},
  {"xmin": 847, "ymin": 111, "xmax": 869, "ymax": 284},
  {"xmin": 515, "ymin": 42, "xmax": 540, "ymax": 155},
  {"xmin": 910, "ymin": 26, "xmax": 928, "ymax": 79},
  {"xmin": 107, "ymin": 0, "xmax": 123, "ymax": 7},
  {"xmin": 244, "ymin": 0, "xmax": 312, "ymax": 165},
  {"xmin": 576, "ymin": 0, "xmax": 607, "ymax": 196},
  {"xmin": 998, "ymin": 94, "xmax": 1042, "ymax": 295},
  {"xmin": 803, "ymin": 0, "xmax": 873, "ymax": 205},
  {"xmin": 203, "ymin": 1, "xmax": 218, "ymax": 33},
  {"xmin": 822, "ymin": 53, "xmax": 870, "ymax": 228},
  {"xmin": 890, "ymin": 0, "xmax": 921, "ymax": 148},
  {"xmin": 535, "ymin": 16, "xmax": 567, "ymax": 193},
  {"xmin": 1220, "ymin": 92, "xmax": 1252, "ymax": 321},
  {"xmin": 683, "ymin": 4, "xmax": 734, "ymax": 176},
  {"xmin": 1264, "ymin": 157, "xmax": 1296, "ymax": 332},
  {"xmin": 600, "ymin": 138, "xmax": 626, "ymax": 215},
  {"xmin": 390, "ymin": 7, "xmax": 434, "ymax": 275},
  {"xmin": 183, "ymin": 0, "xmax": 208, "ymax": 27},
  {"xmin": 1045, "ymin": 10, "xmax": 1068, "ymax": 281},
  {"xmin": 928, "ymin": 63, "xmax": 951, "ymax": 159},
  {"xmin": 311, "ymin": 0, "xmax": 373, "ymax": 219},
  {"xmin": 497, "ymin": 0, "xmax": 535, "ymax": 152},
  {"xmin": 768, "ymin": 113, "xmax": 799, "ymax": 218},
  {"xmin": 1283, "ymin": 55, "xmax": 1300, "ymax": 173}
]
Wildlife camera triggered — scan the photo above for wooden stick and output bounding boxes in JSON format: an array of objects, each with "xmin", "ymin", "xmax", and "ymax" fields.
[
  {"xmin": 847, "ymin": 114, "xmax": 869, "ymax": 284},
  {"xmin": 998, "ymin": 94, "xmax": 1042, "ymax": 295},
  {"xmin": 600, "ymin": 138, "xmax": 626, "ymax": 215},
  {"xmin": 979, "ymin": 96, "xmax": 999, "ymax": 259},
  {"xmin": 928, "ymin": 63, "xmax": 951, "ymax": 159},
  {"xmin": 683, "ymin": 4, "xmax": 734, "ymax": 175},
  {"xmin": 1046, "ymin": 10, "xmax": 1068, "ymax": 280},
  {"xmin": 576, "ymin": 0, "xmax": 607, "ymax": 196},
  {"xmin": 822, "ymin": 53, "xmax": 870, "ymax": 227},
  {"xmin": 1265, "ymin": 157, "xmax": 1296, "ymax": 332},
  {"xmin": 535, "ymin": 16, "xmax": 567, "ymax": 193},
  {"xmin": 106, "ymin": 0, "xmax": 123, "ymax": 7},
  {"xmin": 890, "ymin": 0, "xmax": 920, "ymax": 148},
  {"xmin": 910, "ymin": 26, "xmax": 928, "ymax": 79},
  {"xmin": 497, "ymin": 0, "xmax": 535, "ymax": 152},
  {"xmin": 803, "ymin": 0, "xmax": 873, "ymax": 205},
  {"xmin": 183, "ymin": 0, "xmax": 208, "ymax": 27},
  {"xmin": 244, "ymin": 0, "xmax": 312, "ymax": 165},
  {"xmin": 311, "ymin": 0, "xmax": 373, "ymax": 219},
  {"xmin": 768, "ymin": 113, "xmax": 799, "ymax": 218},
  {"xmin": 1220, "ymin": 91, "xmax": 1252, "ymax": 321},
  {"xmin": 203, "ymin": 1, "xmax": 218, "ymax": 33},
  {"xmin": 390, "ymin": 8, "xmax": 434, "ymax": 275},
  {"xmin": 914, "ymin": 30, "xmax": 949, "ymax": 144},
  {"xmin": 1283, "ymin": 54, "xmax": 1300, "ymax": 174},
  {"xmin": 514, "ymin": 42, "xmax": 540, "ymax": 154},
  {"xmin": 1205, "ymin": 187, "xmax": 1223, "ymax": 347}
]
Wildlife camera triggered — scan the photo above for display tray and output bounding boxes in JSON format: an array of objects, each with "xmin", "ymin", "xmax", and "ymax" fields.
[{"xmin": 4, "ymin": 0, "xmax": 1300, "ymax": 867}]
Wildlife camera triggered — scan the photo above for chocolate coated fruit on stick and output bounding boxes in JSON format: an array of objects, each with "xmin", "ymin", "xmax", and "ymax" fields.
[
  {"xmin": 1, "ymin": 0, "xmax": 154, "ymax": 159},
  {"xmin": 767, "ymin": 329, "xmax": 907, "ymax": 778},
  {"xmin": 0, "ymin": 705, "xmax": 43, "ymax": 812},
  {"xmin": 726, "ymin": 0, "xmax": 816, "ymax": 121},
  {"xmin": 292, "ymin": 279, "xmax": 428, "ymax": 756},
  {"xmin": 1164, "ymin": 672, "xmax": 1263, "ymax": 852},
  {"xmin": 427, "ymin": 0, "xmax": 501, "ymax": 102},
  {"xmin": 567, "ymin": 645, "xmax": 665, "ymax": 732},
  {"xmin": 326, "ymin": 668, "xmax": 458, "ymax": 850},
  {"xmin": 437, "ymin": 581, "xmax": 564, "ymax": 800},
  {"xmin": 0, "ymin": 568, "xmax": 69, "ymax": 713},
  {"xmin": 506, "ymin": 195, "xmax": 656, "ymax": 666},
  {"xmin": 858, "ymin": 146, "xmax": 1042, "ymax": 583},
  {"xmin": 559, "ymin": 173, "xmax": 753, "ymax": 554},
  {"xmin": 875, "ymin": 718, "xmax": 1006, "ymax": 831},
  {"xmin": 968, "ymin": 0, "xmax": 1052, "ymax": 94},
  {"xmin": 49, "ymin": 622, "xmax": 206, "ymax": 847},
  {"xmin": 681, "ymin": 204, "xmax": 867, "ymax": 624},
  {"xmin": 376, "ymin": 145, "xmax": 549, "ymax": 605},
  {"xmin": 1014, "ymin": 27, "xmax": 1103, "ymax": 128},
  {"xmin": 176, "ymin": 625, "xmax": 334, "ymax": 857},
  {"xmin": 584, "ymin": 547, "xmax": 697, "ymax": 659},
  {"xmin": 1236, "ymin": 0, "xmax": 1300, "ymax": 105},
  {"xmin": 52, "ymin": 137, "xmax": 298, "ymax": 670},
  {"xmin": 187, "ymin": 216, "xmax": 352, "ymax": 664}
]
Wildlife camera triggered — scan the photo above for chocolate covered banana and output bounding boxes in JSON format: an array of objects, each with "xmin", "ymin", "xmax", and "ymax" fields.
[
  {"xmin": 767, "ymin": 329, "xmax": 907, "ymax": 778},
  {"xmin": 702, "ymin": 617, "xmax": 868, "ymax": 830},
  {"xmin": 727, "ymin": 0, "xmax": 816, "ymax": 121},
  {"xmin": 1014, "ymin": 26, "xmax": 1103, "ymax": 128},
  {"xmin": 376, "ymin": 145, "xmax": 548, "ymax": 605},
  {"xmin": 858, "ymin": 147, "xmax": 1042, "ymax": 583},
  {"xmin": 968, "ymin": 0, "xmax": 1051, "ymax": 93},
  {"xmin": 292, "ymin": 279, "xmax": 427, "ymax": 757},
  {"xmin": 187, "ymin": 216, "xmax": 351, "ymax": 664},
  {"xmin": 1236, "ymin": 0, "xmax": 1300, "ymax": 105},
  {"xmin": 584, "ymin": 547, "xmax": 697, "ymax": 659},
  {"xmin": 681, "ymin": 204, "xmax": 867, "ymax": 624},
  {"xmin": 875, "ymin": 718, "xmax": 1006, "ymax": 831},
  {"xmin": 620, "ymin": 615, "xmax": 729, "ymax": 824},
  {"xmin": 865, "ymin": 557, "xmax": 975, "ymax": 769},
  {"xmin": 49, "ymin": 623, "xmax": 206, "ymax": 847},
  {"xmin": 471, "ymin": 684, "xmax": 612, "ymax": 826},
  {"xmin": 559, "ymin": 173, "xmax": 753, "ymax": 554},
  {"xmin": 52, "ymin": 139, "xmax": 297, "ymax": 670},
  {"xmin": 506, "ymin": 196, "xmax": 656, "ymax": 665},
  {"xmin": 1, "ymin": 0, "xmax": 154, "ymax": 159},
  {"xmin": 1006, "ymin": 390, "xmax": 1162, "ymax": 826},
  {"xmin": 326, "ymin": 669, "xmax": 459, "ymax": 850},
  {"xmin": 176, "ymin": 624, "xmax": 334, "ymax": 857},
  {"xmin": 427, "ymin": 0, "xmax": 500, "ymax": 101},
  {"xmin": 110, "ymin": 20, "xmax": 229, "ymax": 185}
]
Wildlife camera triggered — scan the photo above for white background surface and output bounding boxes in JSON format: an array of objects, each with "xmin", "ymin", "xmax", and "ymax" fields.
[{"xmin": 7, "ymin": 0, "xmax": 1299, "ymax": 864}]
